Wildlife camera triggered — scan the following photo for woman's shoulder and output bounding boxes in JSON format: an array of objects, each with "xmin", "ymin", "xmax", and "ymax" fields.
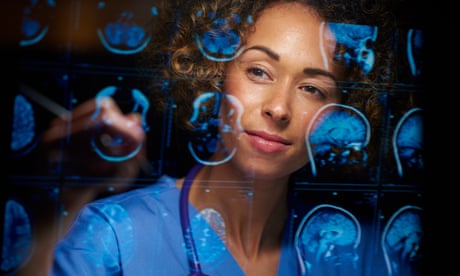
[
  {"xmin": 88, "ymin": 174, "xmax": 181, "ymax": 212},
  {"xmin": 57, "ymin": 175, "xmax": 182, "ymax": 243}
]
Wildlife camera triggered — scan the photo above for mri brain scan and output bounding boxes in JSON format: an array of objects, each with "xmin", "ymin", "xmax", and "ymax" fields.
[
  {"xmin": 306, "ymin": 103, "xmax": 370, "ymax": 180},
  {"xmin": 188, "ymin": 92, "xmax": 243, "ymax": 166},
  {"xmin": 295, "ymin": 204, "xmax": 361, "ymax": 275}
]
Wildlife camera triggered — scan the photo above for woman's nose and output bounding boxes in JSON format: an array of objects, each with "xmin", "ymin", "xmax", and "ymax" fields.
[{"xmin": 262, "ymin": 84, "xmax": 292, "ymax": 123}]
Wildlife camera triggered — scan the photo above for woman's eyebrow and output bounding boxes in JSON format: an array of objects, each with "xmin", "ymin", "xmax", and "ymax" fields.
[
  {"xmin": 244, "ymin": 45, "xmax": 338, "ymax": 83},
  {"xmin": 303, "ymin": 68, "xmax": 338, "ymax": 83},
  {"xmin": 244, "ymin": 45, "xmax": 280, "ymax": 61}
]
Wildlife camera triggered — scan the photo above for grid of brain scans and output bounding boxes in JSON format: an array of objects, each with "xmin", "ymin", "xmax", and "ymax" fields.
[{"xmin": 3, "ymin": 1, "xmax": 425, "ymax": 275}]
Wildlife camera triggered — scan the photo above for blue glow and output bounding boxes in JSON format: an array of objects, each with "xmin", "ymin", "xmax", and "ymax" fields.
[
  {"xmin": 407, "ymin": 29, "xmax": 423, "ymax": 77},
  {"xmin": 98, "ymin": 27, "xmax": 150, "ymax": 55},
  {"xmin": 19, "ymin": 0, "xmax": 54, "ymax": 47},
  {"xmin": 131, "ymin": 88, "xmax": 150, "ymax": 131},
  {"xmin": 381, "ymin": 205, "xmax": 422, "ymax": 276},
  {"xmin": 11, "ymin": 94, "xmax": 37, "ymax": 157},
  {"xmin": 21, "ymin": 17, "xmax": 41, "ymax": 38},
  {"xmin": 151, "ymin": 7, "xmax": 158, "ymax": 16},
  {"xmin": 195, "ymin": 13, "xmax": 249, "ymax": 62},
  {"xmin": 97, "ymin": 7, "xmax": 157, "ymax": 55},
  {"xmin": 393, "ymin": 107, "xmax": 423, "ymax": 178},
  {"xmin": 20, "ymin": 25, "xmax": 48, "ymax": 47},
  {"xmin": 295, "ymin": 204, "xmax": 361, "ymax": 275},
  {"xmin": 328, "ymin": 22, "xmax": 378, "ymax": 75},
  {"xmin": 78, "ymin": 204, "xmax": 135, "ymax": 272},
  {"xmin": 306, "ymin": 103, "xmax": 370, "ymax": 177},
  {"xmin": 1, "ymin": 200, "xmax": 33, "ymax": 272},
  {"xmin": 188, "ymin": 208, "xmax": 227, "ymax": 268},
  {"xmin": 90, "ymin": 86, "xmax": 150, "ymax": 162},
  {"xmin": 188, "ymin": 92, "xmax": 243, "ymax": 166}
]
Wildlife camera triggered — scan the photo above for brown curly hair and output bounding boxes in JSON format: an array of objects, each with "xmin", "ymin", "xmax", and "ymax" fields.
[
  {"xmin": 143, "ymin": 0, "xmax": 400, "ymax": 127},
  {"xmin": 140, "ymin": 0, "xmax": 416, "ymax": 175}
]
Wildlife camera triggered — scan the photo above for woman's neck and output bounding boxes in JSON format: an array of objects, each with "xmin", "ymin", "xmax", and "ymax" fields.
[{"xmin": 182, "ymin": 163, "xmax": 290, "ymax": 266}]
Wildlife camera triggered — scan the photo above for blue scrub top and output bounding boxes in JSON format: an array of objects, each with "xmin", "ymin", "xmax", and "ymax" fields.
[{"xmin": 52, "ymin": 175, "xmax": 301, "ymax": 275}]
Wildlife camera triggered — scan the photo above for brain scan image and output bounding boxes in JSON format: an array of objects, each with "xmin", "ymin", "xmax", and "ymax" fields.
[
  {"xmin": 95, "ymin": 0, "xmax": 159, "ymax": 55},
  {"xmin": 306, "ymin": 103, "xmax": 370, "ymax": 179},
  {"xmin": 188, "ymin": 92, "xmax": 243, "ymax": 166},
  {"xmin": 11, "ymin": 94, "xmax": 39, "ymax": 158},
  {"xmin": 326, "ymin": 22, "xmax": 378, "ymax": 76},
  {"xmin": 392, "ymin": 107, "xmax": 423, "ymax": 180},
  {"xmin": 406, "ymin": 29, "xmax": 423, "ymax": 78},
  {"xmin": 381, "ymin": 205, "xmax": 422, "ymax": 276},
  {"xmin": 195, "ymin": 11, "xmax": 252, "ymax": 62},
  {"xmin": 19, "ymin": 0, "xmax": 56, "ymax": 47},
  {"xmin": 90, "ymin": 85, "xmax": 150, "ymax": 162},
  {"xmin": 295, "ymin": 204, "xmax": 361, "ymax": 275},
  {"xmin": 187, "ymin": 208, "xmax": 227, "ymax": 270},
  {"xmin": 1, "ymin": 199, "xmax": 33, "ymax": 275}
]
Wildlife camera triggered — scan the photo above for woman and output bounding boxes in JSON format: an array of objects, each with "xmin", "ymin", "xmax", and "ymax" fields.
[{"xmin": 51, "ymin": 0, "xmax": 389, "ymax": 275}]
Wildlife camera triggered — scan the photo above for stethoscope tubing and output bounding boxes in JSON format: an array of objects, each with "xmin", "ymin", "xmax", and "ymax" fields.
[{"xmin": 179, "ymin": 163, "xmax": 209, "ymax": 276}]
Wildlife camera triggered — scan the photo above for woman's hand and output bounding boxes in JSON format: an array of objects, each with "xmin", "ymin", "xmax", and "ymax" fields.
[
  {"xmin": 12, "ymin": 96, "xmax": 149, "ymax": 276},
  {"xmin": 40, "ymin": 96, "xmax": 148, "ymax": 193}
]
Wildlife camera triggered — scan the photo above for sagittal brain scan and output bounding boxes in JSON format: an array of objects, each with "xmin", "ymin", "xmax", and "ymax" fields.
[
  {"xmin": 295, "ymin": 204, "xmax": 361, "ymax": 275},
  {"xmin": 406, "ymin": 29, "xmax": 423, "ymax": 78},
  {"xmin": 393, "ymin": 107, "xmax": 423, "ymax": 181},
  {"xmin": 382, "ymin": 205, "xmax": 423, "ymax": 276},
  {"xmin": 306, "ymin": 103, "xmax": 371, "ymax": 181}
]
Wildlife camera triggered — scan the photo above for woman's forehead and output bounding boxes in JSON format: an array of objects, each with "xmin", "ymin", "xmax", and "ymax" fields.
[
  {"xmin": 248, "ymin": 2, "xmax": 327, "ymax": 47},
  {"xmin": 244, "ymin": 3, "xmax": 338, "ymax": 73}
]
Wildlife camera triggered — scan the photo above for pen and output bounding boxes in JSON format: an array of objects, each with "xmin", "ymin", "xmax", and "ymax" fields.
[{"xmin": 17, "ymin": 83, "xmax": 154, "ymax": 175}]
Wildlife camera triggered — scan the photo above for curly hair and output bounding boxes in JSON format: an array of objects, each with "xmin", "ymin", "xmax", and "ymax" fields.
[
  {"xmin": 143, "ymin": 0, "xmax": 399, "ymax": 126},
  {"xmin": 141, "ymin": 0, "xmax": 412, "ymax": 175}
]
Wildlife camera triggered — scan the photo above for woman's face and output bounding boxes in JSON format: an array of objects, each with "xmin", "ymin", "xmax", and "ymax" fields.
[{"xmin": 219, "ymin": 2, "xmax": 343, "ymax": 180}]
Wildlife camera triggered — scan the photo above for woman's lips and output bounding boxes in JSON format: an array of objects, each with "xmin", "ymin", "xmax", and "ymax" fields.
[{"xmin": 246, "ymin": 130, "xmax": 291, "ymax": 153}]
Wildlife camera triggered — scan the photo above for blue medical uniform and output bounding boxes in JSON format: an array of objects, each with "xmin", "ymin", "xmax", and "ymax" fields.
[{"xmin": 52, "ymin": 175, "xmax": 301, "ymax": 275}]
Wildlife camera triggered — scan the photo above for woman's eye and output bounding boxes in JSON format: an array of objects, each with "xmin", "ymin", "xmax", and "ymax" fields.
[
  {"xmin": 300, "ymin": 85, "xmax": 327, "ymax": 99},
  {"xmin": 246, "ymin": 67, "xmax": 270, "ymax": 81}
]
